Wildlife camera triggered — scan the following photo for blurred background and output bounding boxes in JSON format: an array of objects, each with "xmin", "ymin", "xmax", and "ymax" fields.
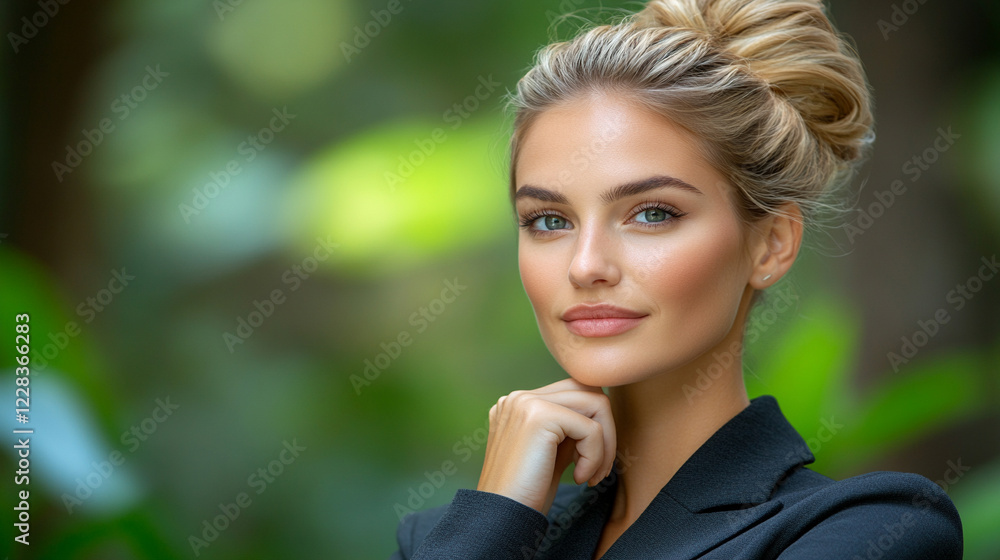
[{"xmin": 1, "ymin": 0, "xmax": 999, "ymax": 558}]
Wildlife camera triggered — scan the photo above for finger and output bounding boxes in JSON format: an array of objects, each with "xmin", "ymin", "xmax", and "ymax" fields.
[
  {"xmin": 520, "ymin": 389, "xmax": 617, "ymax": 484},
  {"xmin": 530, "ymin": 399, "xmax": 607, "ymax": 486},
  {"xmin": 545, "ymin": 442, "xmax": 578, "ymax": 512},
  {"xmin": 493, "ymin": 387, "xmax": 616, "ymax": 486}
]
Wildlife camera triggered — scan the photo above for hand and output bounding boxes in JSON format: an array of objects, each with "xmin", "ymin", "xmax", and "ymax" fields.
[{"xmin": 476, "ymin": 377, "xmax": 617, "ymax": 515}]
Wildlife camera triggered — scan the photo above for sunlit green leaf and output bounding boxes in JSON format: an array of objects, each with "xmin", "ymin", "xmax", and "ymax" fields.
[{"xmin": 282, "ymin": 117, "xmax": 511, "ymax": 275}]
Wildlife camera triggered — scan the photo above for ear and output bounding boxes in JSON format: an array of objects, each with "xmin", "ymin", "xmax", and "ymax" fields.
[{"xmin": 747, "ymin": 202, "xmax": 804, "ymax": 290}]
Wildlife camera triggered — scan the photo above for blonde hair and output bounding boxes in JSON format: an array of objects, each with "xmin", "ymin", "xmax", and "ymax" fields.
[{"xmin": 507, "ymin": 0, "xmax": 875, "ymax": 254}]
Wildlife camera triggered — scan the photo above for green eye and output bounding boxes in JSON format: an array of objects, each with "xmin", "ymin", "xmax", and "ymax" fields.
[
  {"xmin": 636, "ymin": 208, "xmax": 668, "ymax": 223},
  {"xmin": 536, "ymin": 215, "xmax": 569, "ymax": 231}
]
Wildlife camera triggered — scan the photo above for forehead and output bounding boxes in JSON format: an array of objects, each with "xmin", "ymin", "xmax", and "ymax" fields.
[{"xmin": 515, "ymin": 93, "xmax": 731, "ymax": 202}]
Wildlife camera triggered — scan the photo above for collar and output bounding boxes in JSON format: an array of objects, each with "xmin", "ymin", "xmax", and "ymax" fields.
[
  {"xmin": 536, "ymin": 395, "xmax": 815, "ymax": 560},
  {"xmin": 664, "ymin": 394, "xmax": 814, "ymax": 512}
]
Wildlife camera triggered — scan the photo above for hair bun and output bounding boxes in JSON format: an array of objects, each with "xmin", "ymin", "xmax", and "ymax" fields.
[
  {"xmin": 510, "ymin": 0, "xmax": 877, "ymax": 238},
  {"xmin": 635, "ymin": 0, "xmax": 874, "ymax": 163}
]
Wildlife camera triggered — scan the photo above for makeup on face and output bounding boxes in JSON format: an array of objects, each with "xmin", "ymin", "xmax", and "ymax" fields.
[{"xmin": 514, "ymin": 93, "xmax": 754, "ymax": 387}]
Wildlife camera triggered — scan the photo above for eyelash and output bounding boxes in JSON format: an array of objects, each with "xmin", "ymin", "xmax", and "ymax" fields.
[{"xmin": 517, "ymin": 200, "xmax": 687, "ymax": 236}]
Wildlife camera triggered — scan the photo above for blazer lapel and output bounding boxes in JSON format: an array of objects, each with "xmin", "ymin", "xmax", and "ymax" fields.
[
  {"xmin": 598, "ymin": 491, "xmax": 784, "ymax": 559},
  {"xmin": 535, "ymin": 396, "xmax": 812, "ymax": 560}
]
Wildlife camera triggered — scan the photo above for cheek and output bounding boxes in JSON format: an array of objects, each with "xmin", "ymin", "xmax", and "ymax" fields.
[
  {"xmin": 636, "ymin": 222, "xmax": 748, "ymax": 329},
  {"xmin": 518, "ymin": 243, "xmax": 560, "ymax": 315}
]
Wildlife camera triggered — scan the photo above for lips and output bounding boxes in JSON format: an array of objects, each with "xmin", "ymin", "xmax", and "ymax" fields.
[{"xmin": 561, "ymin": 303, "xmax": 648, "ymax": 337}]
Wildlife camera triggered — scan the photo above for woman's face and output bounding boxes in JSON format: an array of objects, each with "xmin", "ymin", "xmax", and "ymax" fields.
[{"xmin": 515, "ymin": 92, "xmax": 756, "ymax": 387}]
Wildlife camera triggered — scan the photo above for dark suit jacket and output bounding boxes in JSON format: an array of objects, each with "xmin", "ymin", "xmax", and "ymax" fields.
[{"xmin": 389, "ymin": 395, "xmax": 962, "ymax": 559}]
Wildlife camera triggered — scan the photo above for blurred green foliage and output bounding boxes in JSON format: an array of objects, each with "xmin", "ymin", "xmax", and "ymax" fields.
[{"xmin": 2, "ymin": 0, "xmax": 999, "ymax": 559}]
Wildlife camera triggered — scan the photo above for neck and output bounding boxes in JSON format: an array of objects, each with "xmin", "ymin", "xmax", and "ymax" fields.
[{"xmin": 604, "ymin": 312, "xmax": 752, "ymax": 524}]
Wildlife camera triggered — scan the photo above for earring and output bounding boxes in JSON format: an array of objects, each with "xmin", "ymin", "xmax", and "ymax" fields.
[{"xmin": 762, "ymin": 274, "xmax": 772, "ymax": 282}]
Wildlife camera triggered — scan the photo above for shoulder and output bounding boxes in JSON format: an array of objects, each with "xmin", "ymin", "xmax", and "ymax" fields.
[
  {"xmin": 781, "ymin": 468, "xmax": 960, "ymax": 514},
  {"xmin": 773, "ymin": 469, "xmax": 963, "ymax": 559}
]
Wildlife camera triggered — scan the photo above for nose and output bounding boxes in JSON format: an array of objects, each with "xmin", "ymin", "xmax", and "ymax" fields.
[{"xmin": 567, "ymin": 223, "xmax": 621, "ymax": 288}]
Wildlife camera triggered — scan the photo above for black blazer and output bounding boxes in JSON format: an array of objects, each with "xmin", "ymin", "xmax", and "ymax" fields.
[{"xmin": 389, "ymin": 395, "xmax": 962, "ymax": 559}]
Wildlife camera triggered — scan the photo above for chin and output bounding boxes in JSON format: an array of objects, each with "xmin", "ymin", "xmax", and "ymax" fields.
[
  {"xmin": 542, "ymin": 319, "xmax": 736, "ymax": 389},
  {"xmin": 550, "ymin": 341, "xmax": 665, "ymax": 388}
]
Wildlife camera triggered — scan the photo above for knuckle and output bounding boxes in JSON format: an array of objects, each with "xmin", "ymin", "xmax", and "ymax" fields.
[
  {"xmin": 587, "ymin": 418, "xmax": 603, "ymax": 436},
  {"xmin": 507, "ymin": 390, "xmax": 527, "ymax": 403},
  {"xmin": 540, "ymin": 429, "xmax": 562, "ymax": 447},
  {"xmin": 508, "ymin": 390, "xmax": 539, "ymax": 411},
  {"xmin": 519, "ymin": 398, "xmax": 548, "ymax": 422}
]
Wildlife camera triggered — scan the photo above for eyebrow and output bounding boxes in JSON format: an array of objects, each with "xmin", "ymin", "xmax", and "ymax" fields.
[{"xmin": 514, "ymin": 175, "xmax": 704, "ymax": 205}]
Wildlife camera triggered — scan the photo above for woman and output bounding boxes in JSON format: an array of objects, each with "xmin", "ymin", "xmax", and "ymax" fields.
[{"xmin": 390, "ymin": 0, "xmax": 963, "ymax": 558}]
